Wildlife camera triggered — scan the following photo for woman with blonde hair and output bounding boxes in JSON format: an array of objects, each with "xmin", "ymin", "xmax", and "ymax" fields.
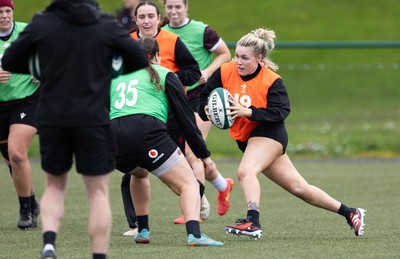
[{"xmin": 198, "ymin": 28, "xmax": 366, "ymax": 239}]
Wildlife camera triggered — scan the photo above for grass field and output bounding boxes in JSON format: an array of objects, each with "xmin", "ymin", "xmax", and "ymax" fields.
[{"xmin": 0, "ymin": 159, "xmax": 399, "ymax": 258}]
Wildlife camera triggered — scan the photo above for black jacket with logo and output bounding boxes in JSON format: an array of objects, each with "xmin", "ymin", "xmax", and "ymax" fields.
[{"xmin": 2, "ymin": 0, "xmax": 148, "ymax": 126}]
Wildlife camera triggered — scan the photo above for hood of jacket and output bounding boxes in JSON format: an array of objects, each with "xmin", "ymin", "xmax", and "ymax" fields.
[{"xmin": 46, "ymin": 0, "xmax": 102, "ymax": 25}]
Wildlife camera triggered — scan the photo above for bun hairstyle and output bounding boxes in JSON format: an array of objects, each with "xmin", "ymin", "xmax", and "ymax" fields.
[{"xmin": 236, "ymin": 28, "xmax": 278, "ymax": 71}]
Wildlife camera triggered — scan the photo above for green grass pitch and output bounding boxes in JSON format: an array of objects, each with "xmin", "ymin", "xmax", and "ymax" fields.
[{"xmin": 0, "ymin": 159, "xmax": 399, "ymax": 258}]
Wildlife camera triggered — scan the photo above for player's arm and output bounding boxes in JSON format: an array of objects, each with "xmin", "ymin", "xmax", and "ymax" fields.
[
  {"xmin": 197, "ymin": 68, "xmax": 223, "ymax": 121},
  {"xmin": 165, "ymin": 72, "xmax": 211, "ymax": 159},
  {"xmin": 173, "ymin": 37, "xmax": 201, "ymax": 86},
  {"xmin": 249, "ymin": 78, "xmax": 291, "ymax": 123},
  {"xmin": 199, "ymin": 26, "xmax": 231, "ymax": 84},
  {"xmin": 2, "ymin": 23, "xmax": 35, "ymax": 74}
]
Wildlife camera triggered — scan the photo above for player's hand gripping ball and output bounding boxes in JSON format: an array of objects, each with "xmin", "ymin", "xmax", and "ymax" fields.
[{"xmin": 207, "ymin": 88, "xmax": 235, "ymax": 130}]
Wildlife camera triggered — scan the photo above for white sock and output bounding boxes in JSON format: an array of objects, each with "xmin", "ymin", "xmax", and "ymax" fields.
[{"xmin": 211, "ymin": 173, "xmax": 227, "ymax": 191}]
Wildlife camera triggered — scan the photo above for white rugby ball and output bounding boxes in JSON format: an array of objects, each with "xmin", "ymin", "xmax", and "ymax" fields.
[
  {"xmin": 28, "ymin": 53, "xmax": 41, "ymax": 81},
  {"xmin": 111, "ymin": 54, "xmax": 124, "ymax": 78},
  {"xmin": 207, "ymin": 88, "xmax": 235, "ymax": 130}
]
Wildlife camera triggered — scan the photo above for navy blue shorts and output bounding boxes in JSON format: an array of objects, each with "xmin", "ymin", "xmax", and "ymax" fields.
[
  {"xmin": 0, "ymin": 92, "xmax": 38, "ymax": 141},
  {"xmin": 39, "ymin": 125, "xmax": 116, "ymax": 176}
]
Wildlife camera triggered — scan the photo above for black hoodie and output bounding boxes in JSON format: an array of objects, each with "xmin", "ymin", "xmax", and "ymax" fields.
[{"xmin": 2, "ymin": 0, "xmax": 148, "ymax": 126}]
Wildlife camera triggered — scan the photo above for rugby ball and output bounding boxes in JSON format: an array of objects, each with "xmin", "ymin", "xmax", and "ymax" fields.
[
  {"xmin": 28, "ymin": 53, "xmax": 41, "ymax": 81},
  {"xmin": 111, "ymin": 54, "xmax": 124, "ymax": 78},
  {"xmin": 207, "ymin": 88, "xmax": 235, "ymax": 130}
]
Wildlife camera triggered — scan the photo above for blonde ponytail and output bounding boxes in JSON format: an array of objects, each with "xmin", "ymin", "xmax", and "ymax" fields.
[{"xmin": 237, "ymin": 28, "xmax": 278, "ymax": 71}]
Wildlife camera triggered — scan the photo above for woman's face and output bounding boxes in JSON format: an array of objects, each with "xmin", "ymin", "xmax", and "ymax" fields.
[
  {"xmin": 234, "ymin": 45, "xmax": 261, "ymax": 76},
  {"xmin": 135, "ymin": 4, "xmax": 160, "ymax": 37},
  {"xmin": 0, "ymin": 7, "xmax": 13, "ymax": 33},
  {"xmin": 164, "ymin": 0, "xmax": 188, "ymax": 27}
]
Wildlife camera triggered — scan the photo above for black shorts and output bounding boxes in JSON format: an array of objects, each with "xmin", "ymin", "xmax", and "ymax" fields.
[
  {"xmin": 39, "ymin": 125, "xmax": 116, "ymax": 176},
  {"xmin": 111, "ymin": 114, "xmax": 185, "ymax": 177},
  {"xmin": 237, "ymin": 122, "xmax": 288, "ymax": 153},
  {"xmin": 0, "ymin": 92, "xmax": 39, "ymax": 141},
  {"xmin": 186, "ymin": 85, "xmax": 204, "ymax": 112}
]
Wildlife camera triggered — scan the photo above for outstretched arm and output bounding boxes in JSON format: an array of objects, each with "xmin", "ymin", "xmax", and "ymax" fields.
[{"xmin": 165, "ymin": 72, "xmax": 211, "ymax": 159}]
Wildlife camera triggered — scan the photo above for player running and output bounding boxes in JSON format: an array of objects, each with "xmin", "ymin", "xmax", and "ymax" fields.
[{"xmin": 197, "ymin": 28, "xmax": 366, "ymax": 239}]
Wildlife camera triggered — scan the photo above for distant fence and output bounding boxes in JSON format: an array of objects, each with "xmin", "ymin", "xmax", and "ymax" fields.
[{"xmin": 226, "ymin": 41, "xmax": 400, "ymax": 49}]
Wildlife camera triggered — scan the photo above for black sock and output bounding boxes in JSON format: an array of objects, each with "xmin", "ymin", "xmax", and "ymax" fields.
[
  {"xmin": 30, "ymin": 193, "xmax": 38, "ymax": 211},
  {"xmin": 185, "ymin": 220, "xmax": 201, "ymax": 238},
  {"xmin": 338, "ymin": 204, "xmax": 355, "ymax": 221},
  {"xmin": 137, "ymin": 215, "xmax": 149, "ymax": 232},
  {"xmin": 43, "ymin": 231, "xmax": 57, "ymax": 247},
  {"xmin": 197, "ymin": 180, "xmax": 205, "ymax": 198},
  {"xmin": 247, "ymin": 210, "xmax": 260, "ymax": 227},
  {"xmin": 18, "ymin": 196, "xmax": 31, "ymax": 213},
  {"xmin": 93, "ymin": 254, "xmax": 106, "ymax": 259}
]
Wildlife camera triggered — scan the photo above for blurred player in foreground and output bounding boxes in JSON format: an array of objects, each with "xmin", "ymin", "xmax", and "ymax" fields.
[{"xmin": 2, "ymin": 0, "xmax": 148, "ymax": 258}]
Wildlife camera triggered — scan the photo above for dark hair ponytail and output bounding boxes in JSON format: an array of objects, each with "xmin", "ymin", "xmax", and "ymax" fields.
[{"xmin": 138, "ymin": 37, "xmax": 163, "ymax": 91}]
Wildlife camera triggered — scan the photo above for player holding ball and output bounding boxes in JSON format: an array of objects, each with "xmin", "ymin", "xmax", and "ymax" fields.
[{"xmin": 198, "ymin": 28, "xmax": 366, "ymax": 239}]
